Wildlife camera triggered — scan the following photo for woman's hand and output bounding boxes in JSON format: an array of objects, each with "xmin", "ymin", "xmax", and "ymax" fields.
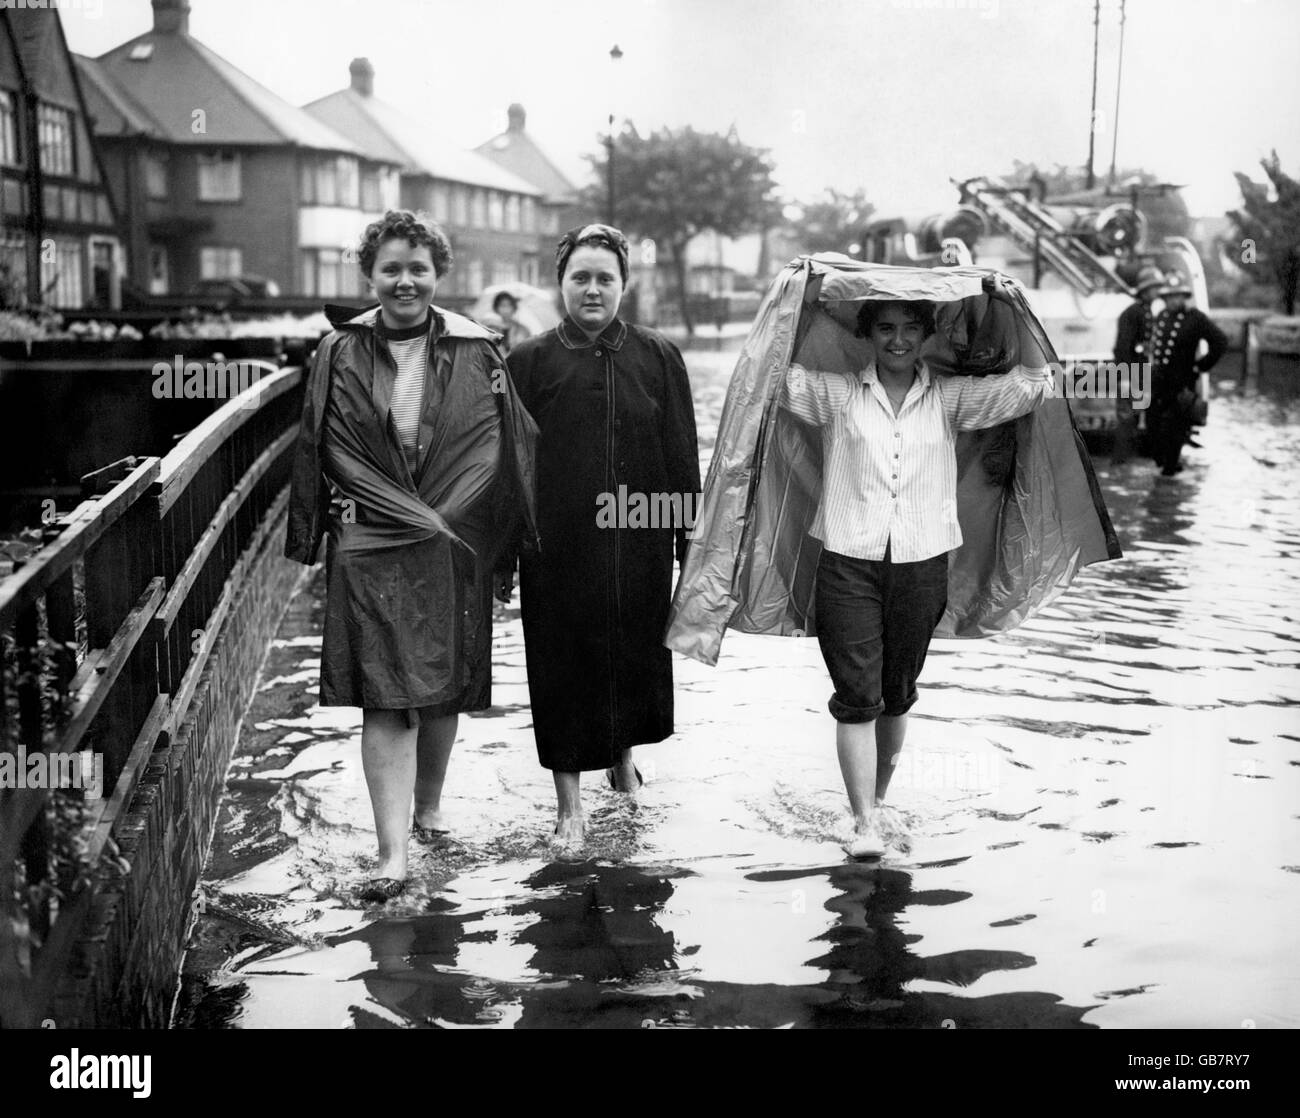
[
  {"xmin": 982, "ymin": 273, "xmax": 1016, "ymax": 304},
  {"xmin": 493, "ymin": 571, "xmax": 514, "ymax": 604}
]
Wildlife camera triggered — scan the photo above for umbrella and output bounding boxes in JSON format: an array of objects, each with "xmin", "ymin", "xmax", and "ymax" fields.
[{"xmin": 470, "ymin": 283, "xmax": 562, "ymax": 336}]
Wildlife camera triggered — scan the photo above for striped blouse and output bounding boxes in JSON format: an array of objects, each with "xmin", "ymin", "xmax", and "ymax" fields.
[
  {"xmin": 387, "ymin": 332, "xmax": 429, "ymax": 459},
  {"xmin": 781, "ymin": 359, "xmax": 1053, "ymax": 562}
]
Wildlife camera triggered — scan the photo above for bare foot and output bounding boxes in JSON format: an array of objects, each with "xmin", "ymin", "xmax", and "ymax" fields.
[
  {"xmin": 373, "ymin": 854, "xmax": 407, "ymax": 880},
  {"xmin": 413, "ymin": 807, "xmax": 449, "ymax": 835},
  {"xmin": 842, "ymin": 815, "xmax": 885, "ymax": 859},
  {"xmin": 552, "ymin": 814, "xmax": 584, "ymax": 847},
  {"xmin": 608, "ymin": 755, "xmax": 642, "ymax": 794}
]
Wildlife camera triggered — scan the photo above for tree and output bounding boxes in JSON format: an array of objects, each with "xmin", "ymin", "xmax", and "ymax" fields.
[
  {"xmin": 1228, "ymin": 151, "xmax": 1300, "ymax": 315},
  {"xmin": 784, "ymin": 188, "xmax": 875, "ymax": 256},
  {"xmin": 584, "ymin": 125, "xmax": 780, "ymax": 333}
]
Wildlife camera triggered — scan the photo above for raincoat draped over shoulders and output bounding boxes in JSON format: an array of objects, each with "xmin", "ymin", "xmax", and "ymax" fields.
[
  {"xmin": 285, "ymin": 303, "xmax": 537, "ymax": 713},
  {"xmin": 665, "ymin": 255, "xmax": 1120, "ymax": 666}
]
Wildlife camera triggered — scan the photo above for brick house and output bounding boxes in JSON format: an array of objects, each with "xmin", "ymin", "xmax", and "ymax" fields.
[
  {"xmin": 475, "ymin": 103, "xmax": 587, "ymax": 265},
  {"xmin": 304, "ymin": 60, "xmax": 545, "ymax": 299},
  {"xmin": 75, "ymin": 0, "xmax": 400, "ymax": 301},
  {"xmin": 0, "ymin": 4, "xmax": 122, "ymax": 309}
]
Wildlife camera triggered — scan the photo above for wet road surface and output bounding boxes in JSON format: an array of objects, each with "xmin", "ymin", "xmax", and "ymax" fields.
[{"xmin": 175, "ymin": 357, "xmax": 1300, "ymax": 1029}]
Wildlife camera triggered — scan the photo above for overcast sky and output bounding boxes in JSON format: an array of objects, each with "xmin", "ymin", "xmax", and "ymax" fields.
[{"xmin": 61, "ymin": 0, "xmax": 1300, "ymax": 218}]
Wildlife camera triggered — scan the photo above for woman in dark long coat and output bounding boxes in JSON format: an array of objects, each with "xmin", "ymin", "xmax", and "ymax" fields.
[
  {"xmin": 286, "ymin": 210, "xmax": 536, "ymax": 900},
  {"xmin": 504, "ymin": 224, "xmax": 699, "ymax": 846}
]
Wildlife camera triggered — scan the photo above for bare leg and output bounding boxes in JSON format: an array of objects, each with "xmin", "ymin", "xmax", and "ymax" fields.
[
  {"xmin": 361, "ymin": 709, "xmax": 418, "ymax": 879},
  {"xmin": 553, "ymin": 771, "xmax": 584, "ymax": 843},
  {"xmin": 874, "ymin": 713, "xmax": 908, "ymax": 802},
  {"xmin": 414, "ymin": 714, "xmax": 458, "ymax": 831},
  {"xmin": 608, "ymin": 747, "xmax": 640, "ymax": 794},
  {"xmin": 836, "ymin": 720, "xmax": 880, "ymax": 832}
]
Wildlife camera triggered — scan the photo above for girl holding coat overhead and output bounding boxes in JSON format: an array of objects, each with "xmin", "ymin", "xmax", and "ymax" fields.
[{"xmin": 503, "ymin": 224, "xmax": 700, "ymax": 847}]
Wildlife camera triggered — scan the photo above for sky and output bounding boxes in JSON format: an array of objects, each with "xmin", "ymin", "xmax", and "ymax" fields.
[{"xmin": 58, "ymin": 0, "xmax": 1300, "ymax": 219}]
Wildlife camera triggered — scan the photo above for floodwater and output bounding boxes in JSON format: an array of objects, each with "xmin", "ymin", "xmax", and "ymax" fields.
[{"xmin": 175, "ymin": 356, "xmax": 1300, "ymax": 1029}]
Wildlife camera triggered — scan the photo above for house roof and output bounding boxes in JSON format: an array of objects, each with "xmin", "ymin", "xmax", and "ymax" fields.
[
  {"xmin": 91, "ymin": 28, "xmax": 364, "ymax": 154},
  {"xmin": 475, "ymin": 106, "xmax": 580, "ymax": 205},
  {"xmin": 74, "ymin": 54, "xmax": 159, "ymax": 137},
  {"xmin": 304, "ymin": 88, "xmax": 540, "ymax": 196}
]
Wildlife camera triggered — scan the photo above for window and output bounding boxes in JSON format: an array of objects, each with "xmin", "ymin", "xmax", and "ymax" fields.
[
  {"xmin": 0, "ymin": 232, "xmax": 26, "ymax": 306},
  {"xmin": 38, "ymin": 104, "xmax": 74, "ymax": 177},
  {"xmin": 197, "ymin": 150, "xmax": 241, "ymax": 201},
  {"xmin": 430, "ymin": 182, "xmax": 450, "ymax": 223},
  {"xmin": 301, "ymin": 248, "xmax": 360, "ymax": 298},
  {"xmin": 451, "ymin": 185, "xmax": 469, "ymax": 227},
  {"xmin": 40, "ymin": 237, "xmax": 83, "ymax": 308},
  {"xmin": 521, "ymin": 253, "xmax": 539, "ymax": 286},
  {"xmin": 470, "ymin": 189, "xmax": 486, "ymax": 229},
  {"xmin": 302, "ymin": 155, "xmax": 359, "ymax": 208},
  {"xmin": 491, "ymin": 260, "xmax": 516, "ymax": 286},
  {"xmin": 505, "ymin": 195, "xmax": 521, "ymax": 232},
  {"xmin": 1, "ymin": 91, "xmax": 17, "ymax": 166},
  {"xmin": 466, "ymin": 257, "xmax": 484, "ymax": 294},
  {"xmin": 487, "ymin": 191, "xmax": 504, "ymax": 230},
  {"xmin": 144, "ymin": 151, "xmax": 168, "ymax": 199},
  {"xmin": 361, "ymin": 166, "xmax": 394, "ymax": 212},
  {"xmin": 337, "ymin": 156, "xmax": 358, "ymax": 208},
  {"xmin": 199, "ymin": 246, "xmax": 242, "ymax": 279},
  {"xmin": 521, "ymin": 196, "xmax": 536, "ymax": 234},
  {"xmin": 148, "ymin": 244, "xmax": 169, "ymax": 295}
]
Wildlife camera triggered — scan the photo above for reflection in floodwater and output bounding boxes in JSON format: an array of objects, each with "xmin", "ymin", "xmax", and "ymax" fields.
[{"xmin": 175, "ymin": 375, "xmax": 1300, "ymax": 1029}]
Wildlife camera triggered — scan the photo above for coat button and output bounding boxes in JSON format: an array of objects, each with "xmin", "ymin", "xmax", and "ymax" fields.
[{"xmin": 595, "ymin": 349, "xmax": 603, "ymax": 356}]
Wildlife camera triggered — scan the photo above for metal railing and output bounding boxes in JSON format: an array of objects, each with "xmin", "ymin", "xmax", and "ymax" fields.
[{"xmin": 0, "ymin": 364, "xmax": 305, "ymax": 1027}]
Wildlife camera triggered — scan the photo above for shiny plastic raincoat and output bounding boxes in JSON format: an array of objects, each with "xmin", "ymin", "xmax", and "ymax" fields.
[
  {"xmin": 665, "ymin": 255, "xmax": 1121, "ymax": 665},
  {"xmin": 286, "ymin": 304, "xmax": 537, "ymax": 716}
]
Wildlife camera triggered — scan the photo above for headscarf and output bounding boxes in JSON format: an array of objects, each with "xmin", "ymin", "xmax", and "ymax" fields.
[{"xmin": 555, "ymin": 223, "xmax": 630, "ymax": 285}]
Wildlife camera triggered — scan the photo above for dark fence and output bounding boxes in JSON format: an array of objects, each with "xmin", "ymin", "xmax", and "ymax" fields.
[{"xmin": 0, "ymin": 366, "xmax": 306, "ymax": 1027}]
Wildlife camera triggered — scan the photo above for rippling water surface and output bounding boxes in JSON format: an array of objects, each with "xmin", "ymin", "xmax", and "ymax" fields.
[{"xmin": 176, "ymin": 360, "xmax": 1300, "ymax": 1029}]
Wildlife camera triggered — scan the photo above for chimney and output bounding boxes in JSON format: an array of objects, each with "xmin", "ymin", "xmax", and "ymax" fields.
[
  {"xmin": 152, "ymin": 0, "xmax": 191, "ymax": 34},
  {"xmin": 350, "ymin": 58, "xmax": 374, "ymax": 97},
  {"xmin": 507, "ymin": 103, "xmax": 526, "ymax": 133}
]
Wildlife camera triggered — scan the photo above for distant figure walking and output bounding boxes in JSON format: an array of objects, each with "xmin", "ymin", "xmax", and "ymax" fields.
[
  {"xmin": 493, "ymin": 290, "xmax": 533, "ymax": 354},
  {"xmin": 1145, "ymin": 279, "xmax": 1227, "ymax": 477}
]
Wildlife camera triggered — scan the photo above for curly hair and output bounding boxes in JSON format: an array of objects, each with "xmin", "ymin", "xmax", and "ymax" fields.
[
  {"xmin": 855, "ymin": 299, "xmax": 937, "ymax": 339},
  {"xmin": 357, "ymin": 210, "xmax": 453, "ymax": 278},
  {"xmin": 492, "ymin": 291, "xmax": 519, "ymax": 313}
]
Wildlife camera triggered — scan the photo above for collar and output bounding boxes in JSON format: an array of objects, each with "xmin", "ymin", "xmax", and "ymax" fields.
[
  {"xmin": 326, "ymin": 303, "xmax": 499, "ymax": 342},
  {"xmin": 859, "ymin": 358, "xmax": 931, "ymax": 391},
  {"xmin": 557, "ymin": 315, "xmax": 628, "ymax": 351}
]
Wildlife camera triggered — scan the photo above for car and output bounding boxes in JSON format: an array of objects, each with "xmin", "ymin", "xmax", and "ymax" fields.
[{"xmin": 186, "ymin": 275, "xmax": 281, "ymax": 307}]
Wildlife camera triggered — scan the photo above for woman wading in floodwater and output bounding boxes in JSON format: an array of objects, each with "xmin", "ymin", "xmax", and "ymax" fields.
[
  {"xmin": 503, "ymin": 224, "xmax": 699, "ymax": 847},
  {"xmin": 779, "ymin": 291, "xmax": 1052, "ymax": 857},
  {"xmin": 666, "ymin": 257, "xmax": 1120, "ymax": 862},
  {"xmin": 286, "ymin": 210, "xmax": 535, "ymax": 902}
]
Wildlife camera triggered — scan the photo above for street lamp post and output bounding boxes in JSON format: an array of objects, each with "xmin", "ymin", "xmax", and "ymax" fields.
[{"xmin": 607, "ymin": 44, "xmax": 623, "ymax": 226}]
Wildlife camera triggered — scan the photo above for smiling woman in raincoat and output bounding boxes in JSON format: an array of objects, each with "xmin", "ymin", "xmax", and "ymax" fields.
[
  {"xmin": 665, "ymin": 255, "xmax": 1120, "ymax": 857},
  {"xmin": 286, "ymin": 211, "xmax": 536, "ymax": 902}
]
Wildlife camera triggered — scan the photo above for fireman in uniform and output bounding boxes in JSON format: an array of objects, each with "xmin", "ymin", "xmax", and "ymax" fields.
[{"xmin": 1145, "ymin": 279, "xmax": 1228, "ymax": 477}]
